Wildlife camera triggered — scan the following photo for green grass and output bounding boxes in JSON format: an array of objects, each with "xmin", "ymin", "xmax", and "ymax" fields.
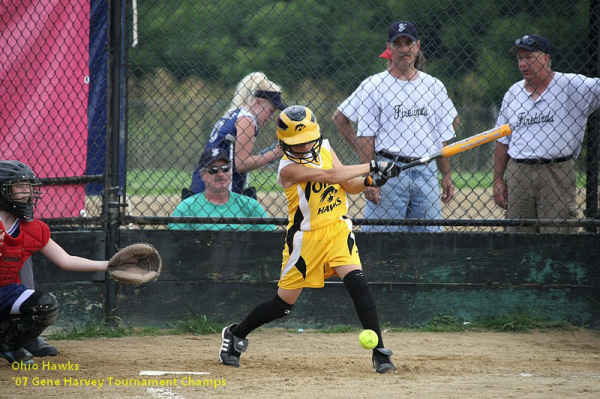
[
  {"xmin": 126, "ymin": 168, "xmax": 593, "ymax": 196},
  {"xmin": 402, "ymin": 314, "xmax": 468, "ymax": 333},
  {"xmin": 249, "ymin": 168, "xmax": 281, "ymax": 192},
  {"xmin": 451, "ymin": 172, "xmax": 493, "ymax": 189},
  {"xmin": 48, "ymin": 308, "xmax": 574, "ymax": 340},
  {"xmin": 125, "ymin": 168, "xmax": 495, "ymax": 197},
  {"xmin": 319, "ymin": 325, "xmax": 361, "ymax": 334},
  {"xmin": 168, "ymin": 313, "xmax": 223, "ymax": 335},
  {"xmin": 49, "ymin": 313, "xmax": 223, "ymax": 341},
  {"xmin": 49, "ymin": 319, "xmax": 165, "ymax": 340},
  {"xmin": 450, "ymin": 171, "xmax": 590, "ymax": 190},
  {"xmin": 125, "ymin": 168, "xmax": 281, "ymax": 196},
  {"xmin": 475, "ymin": 308, "xmax": 571, "ymax": 332},
  {"xmin": 126, "ymin": 169, "xmax": 191, "ymax": 196},
  {"xmin": 388, "ymin": 308, "xmax": 572, "ymax": 333}
]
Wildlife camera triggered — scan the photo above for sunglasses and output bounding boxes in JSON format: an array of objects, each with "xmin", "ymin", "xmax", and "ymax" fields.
[
  {"xmin": 515, "ymin": 36, "xmax": 536, "ymax": 46},
  {"xmin": 204, "ymin": 165, "xmax": 231, "ymax": 175}
]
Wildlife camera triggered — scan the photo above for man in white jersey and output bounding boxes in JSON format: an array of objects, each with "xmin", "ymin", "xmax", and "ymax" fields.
[
  {"xmin": 493, "ymin": 34, "xmax": 600, "ymax": 233},
  {"xmin": 333, "ymin": 42, "xmax": 394, "ymax": 155},
  {"xmin": 335, "ymin": 21, "xmax": 459, "ymax": 232}
]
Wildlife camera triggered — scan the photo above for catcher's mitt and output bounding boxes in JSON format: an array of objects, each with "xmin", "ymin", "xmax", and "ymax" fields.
[{"xmin": 108, "ymin": 243, "xmax": 162, "ymax": 285}]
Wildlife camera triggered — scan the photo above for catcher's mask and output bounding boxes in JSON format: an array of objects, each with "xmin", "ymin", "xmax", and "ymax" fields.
[
  {"xmin": 0, "ymin": 160, "xmax": 43, "ymax": 221},
  {"xmin": 276, "ymin": 105, "xmax": 322, "ymax": 164}
]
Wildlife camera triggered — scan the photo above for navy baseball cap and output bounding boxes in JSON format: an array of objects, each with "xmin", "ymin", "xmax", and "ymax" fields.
[
  {"xmin": 255, "ymin": 90, "xmax": 288, "ymax": 110},
  {"xmin": 198, "ymin": 147, "xmax": 230, "ymax": 168},
  {"xmin": 388, "ymin": 21, "xmax": 419, "ymax": 43},
  {"xmin": 513, "ymin": 34, "xmax": 552, "ymax": 55}
]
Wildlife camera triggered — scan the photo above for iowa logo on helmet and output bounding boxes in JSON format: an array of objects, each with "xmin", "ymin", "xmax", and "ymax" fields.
[
  {"xmin": 320, "ymin": 186, "xmax": 338, "ymax": 203},
  {"xmin": 295, "ymin": 123, "xmax": 306, "ymax": 132}
]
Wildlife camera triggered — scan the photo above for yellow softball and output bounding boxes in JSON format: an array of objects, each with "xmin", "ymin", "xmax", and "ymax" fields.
[{"xmin": 358, "ymin": 329, "xmax": 378, "ymax": 349}]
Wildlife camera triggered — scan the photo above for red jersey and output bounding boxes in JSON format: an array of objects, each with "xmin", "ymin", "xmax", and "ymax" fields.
[{"xmin": 0, "ymin": 219, "xmax": 50, "ymax": 286}]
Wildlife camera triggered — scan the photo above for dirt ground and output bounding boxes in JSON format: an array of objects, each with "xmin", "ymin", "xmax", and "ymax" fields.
[{"xmin": 1, "ymin": 329, "xmax": 598, "ymax": 398}]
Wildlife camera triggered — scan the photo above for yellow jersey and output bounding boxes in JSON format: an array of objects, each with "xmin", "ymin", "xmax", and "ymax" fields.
[{"xmin": 277, "ymin": 139, "xmax": 348, "ymax": 231}]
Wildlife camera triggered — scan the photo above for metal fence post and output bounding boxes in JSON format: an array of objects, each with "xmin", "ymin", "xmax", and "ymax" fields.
[
  {"xmin": 104, "ymin": 0, "xmax": 124, "ymax": 324},
  {"xmin": 585, "ymin": 0, "xmax": 600, "ymax": 232}
]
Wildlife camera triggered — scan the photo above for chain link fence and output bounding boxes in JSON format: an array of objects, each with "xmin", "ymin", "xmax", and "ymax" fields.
[
  {"xmin": 2, "ymin": 0, "xmax": 599, "ymax": 233},
  {"xmin": 1, "ymin": 0, "xmax": 105, "ymax": 225}
]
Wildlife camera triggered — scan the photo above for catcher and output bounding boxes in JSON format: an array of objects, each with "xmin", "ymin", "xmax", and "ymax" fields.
[{"xmin": 0, "ymin": 160, "xmax": 160, "ymax": 365}]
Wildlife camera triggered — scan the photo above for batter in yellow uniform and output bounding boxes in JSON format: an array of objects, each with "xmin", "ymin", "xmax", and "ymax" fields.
[
  {"xmin": 278, "ymin": 138, "xmax": 361, "ymax": 289},
  {"xmin": 219, "ymin": 105, "xmax": 400, "ymax": 373}
]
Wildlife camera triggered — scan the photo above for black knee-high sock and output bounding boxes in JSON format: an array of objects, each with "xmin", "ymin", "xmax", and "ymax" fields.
[
  {"xmin": 343, "ymin": 269, "xmax": 384, "ymax": 348},
  {"xmin": 232, "ymin": 295, "xmax": 293, "ymax": 339}
]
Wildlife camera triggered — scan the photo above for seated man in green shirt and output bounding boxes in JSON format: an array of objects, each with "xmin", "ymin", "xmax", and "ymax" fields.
[{"xmin": 169, "ymin": 148, "xmax": 276, "ymax": 231}]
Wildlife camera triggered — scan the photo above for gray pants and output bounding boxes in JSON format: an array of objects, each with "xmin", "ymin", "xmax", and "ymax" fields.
[
  {"xmin": 19, "ymin": 258, "xmax": 35, "ymax": 289},
  {"xmin": 506, "ymin": 159, "xmax": 579, "ymax": 233}
]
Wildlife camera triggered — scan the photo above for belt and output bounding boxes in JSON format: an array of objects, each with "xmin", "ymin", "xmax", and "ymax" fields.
[
  {"xmin": 513, "ymin": 156, "xmax": 572, "ymax": 165},
  {"xmin": 377, "ymin": 150, "xmax": 420, "ymax": 163}
]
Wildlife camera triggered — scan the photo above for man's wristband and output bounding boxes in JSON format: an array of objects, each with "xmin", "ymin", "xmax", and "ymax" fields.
[{"xmin": 369, "ymin": 160, "xmax": 377, "ymax": 172}]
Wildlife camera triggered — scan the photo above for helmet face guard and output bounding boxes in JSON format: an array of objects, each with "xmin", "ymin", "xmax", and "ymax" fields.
[
  {"xmin": 279, "ymin": 137, "xmax": 323, "ymax": 164},
  {"xmin": 276, "ymin": 105, "xmax": 322, "ymax": 164},
  {"xmin": 0, "ymin": 178, "xmax": 42, "ymax": 221},
  {"xmin": 0, "ymin": 161, "xmax": 43, "ymax": 221}
]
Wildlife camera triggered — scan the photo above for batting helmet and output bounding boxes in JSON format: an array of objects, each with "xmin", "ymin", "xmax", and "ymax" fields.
[
  {"xmin": 276, "ymin": 105, "xmax": 322, "ymax": 164},
  {"xmin": 0, "ymin": 160, "xmax": 42, "ymax": 221}
]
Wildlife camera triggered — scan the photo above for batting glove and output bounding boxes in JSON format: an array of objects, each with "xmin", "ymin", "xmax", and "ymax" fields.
[
  {"xmin": 369, "ymin": 160, "xmax": 401, "ymax": 178},
  {"xmin": 364, "ymin": 172, "xmax": 388, "ymax": 187}
]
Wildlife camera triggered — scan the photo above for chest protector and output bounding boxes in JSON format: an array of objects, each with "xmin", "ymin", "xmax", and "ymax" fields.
[{"xmin": 0, "ymin": 220, "xmax": 50, "ymax": 286}]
